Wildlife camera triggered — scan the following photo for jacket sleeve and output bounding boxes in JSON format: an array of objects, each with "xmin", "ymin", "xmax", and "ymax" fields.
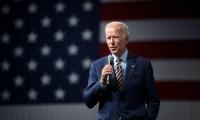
[
  {"xmin": 83, "ymin": 62, "xmax": 106, "ymax": 108},
  {"xmin": 144, "ymin": 61, "xmax": 160, "ymax": 120}
]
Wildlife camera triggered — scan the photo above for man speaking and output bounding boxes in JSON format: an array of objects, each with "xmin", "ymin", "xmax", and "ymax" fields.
[{"xmin": 83, "ymin": 21, "xmax": 160, "ymax": 120}]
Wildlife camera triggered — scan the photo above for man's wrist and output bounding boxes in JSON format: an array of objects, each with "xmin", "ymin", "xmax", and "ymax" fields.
[{"xmin": 100, "ymin": 80, "xmax": 106, "ymax": 88}]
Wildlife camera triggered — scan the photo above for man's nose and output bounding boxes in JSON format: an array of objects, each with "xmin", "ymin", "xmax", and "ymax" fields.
[{"xmin": 110, "ymin": 38, "xmax": 114, "ymax": 44}]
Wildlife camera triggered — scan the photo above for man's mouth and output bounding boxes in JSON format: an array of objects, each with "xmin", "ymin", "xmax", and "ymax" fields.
[{"xmin": 110, "ymin": 47, "xmax": 116, "ymax": 50}]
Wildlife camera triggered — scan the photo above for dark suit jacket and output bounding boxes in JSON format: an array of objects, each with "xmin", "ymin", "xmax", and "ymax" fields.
[{"xmin": 83, "ymin": 53, "xmax": 160, "ymax": 120}]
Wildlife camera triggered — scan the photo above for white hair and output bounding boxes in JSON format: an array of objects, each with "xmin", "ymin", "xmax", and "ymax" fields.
[{"xmin": 105, "ymin": 21, "xmax": 129, "ymax": 39}]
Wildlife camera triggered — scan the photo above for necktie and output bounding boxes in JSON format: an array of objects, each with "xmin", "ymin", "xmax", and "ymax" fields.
[{"xmin": 115, "ymin": 59, "xmax": 123, "ymax": 91}]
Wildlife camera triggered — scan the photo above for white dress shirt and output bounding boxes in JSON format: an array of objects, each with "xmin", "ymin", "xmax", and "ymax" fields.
[{"xmin": 112, "ymin": 49, "xmax": 128, "ymax": 79}]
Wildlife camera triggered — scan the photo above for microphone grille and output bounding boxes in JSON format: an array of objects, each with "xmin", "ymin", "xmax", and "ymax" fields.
[{"xmin": 108, "ymin": 55, "xmax": 114, "ymax": 62}]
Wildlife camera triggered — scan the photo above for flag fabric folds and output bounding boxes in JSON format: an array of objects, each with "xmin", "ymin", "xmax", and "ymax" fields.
[
  {"xmin": 1, "ymin": 0, "xmax": 200, "ymax": 120},
  {"xmin": 99, "ymin": 1, "xmax": 200, "ymax": 120}
]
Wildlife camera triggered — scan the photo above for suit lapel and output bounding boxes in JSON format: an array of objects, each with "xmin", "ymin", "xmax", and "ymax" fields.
[{"xmin": 122, "ymin": 53, "xmax": 137, "ymax": 92}]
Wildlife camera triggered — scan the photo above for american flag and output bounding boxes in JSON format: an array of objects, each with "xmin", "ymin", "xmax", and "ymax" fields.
[
  {"xmin": 0, "ymin": 0, "xmax": 200, "ymax": 120},
  {"xmin": 100, "ymin": 1, "xmax": 200, "ymax": 120},
  {"xmin": 0, "ymin": 0, "xmax": 99, "ymax": 104},
  {"xmin": 100, "ymin": 1, "xmax": 200, "ymax": 100}
]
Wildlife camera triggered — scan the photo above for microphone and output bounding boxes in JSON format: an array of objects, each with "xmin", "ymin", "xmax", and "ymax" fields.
[{"xmin": 106, "ymin": 55, "xmax": 114, "ymax": 85}]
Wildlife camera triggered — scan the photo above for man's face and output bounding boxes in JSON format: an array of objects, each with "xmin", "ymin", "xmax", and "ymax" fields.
[{"xmin": 105, "ymin": 25, "xmax": 128, "ymax": 57}]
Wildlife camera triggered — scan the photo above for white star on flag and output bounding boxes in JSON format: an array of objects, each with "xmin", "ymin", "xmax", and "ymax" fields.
[
  {"xmin": 14, "ymin": 18, "xmax": 24, "ymax": 29},
  {"xmin": 82, "ymin": 57, "xmax": 91, "ymax": 69},
  {"xmin": 68, "ymin": 72, "xmax": 79, "ymax": 84},
  {"xmin": 28, "ymin": 59, "xmax": 38, "ymax": 71},
  {"xmin": 41, "ymin": 16, "xmax": 51, "ymax": 28},
  {"xmin": 68, "ymin": 15, "xmax": 79, "ymax": 27},
  {"xmin": 67, "ymin": 44, "xmax": 79, "ymax": 56},
  {"xmin": 2, "ymin": 5, "xmax": 10, "ymax": 15},
  {"xmin": 82, "ymin": 29, "xmax": 93, "ymax": 41},
  {"xmin": 1, "ymin": 33, "xmax": 10, "ymax": 44},
  {"xmin": 54, "ymin": 30, "xmax": 65, "ymax": 42},
  {"xmin": 55, "ymin": 2, "xmax": 66, "ymax": 13},
  {"xmin": 54, "ymin": 58, "xmax": 65, "ymax": 70},
  {"xmin": 14, "ymin": 75, "xmax": 24, "ymax": 87},
  {"xmin": 54, "ymin": 88, "xmax": 65, "ymax": 100},
  {"xmin": 28, "ymin": 32, "xmax": 38, "ymax": 43},
  {"xmin": 40, "ymin": 44, "xmax": 51, "ymax": 56},
  {"xmin": 1, "ymin": 90, "xmax": 11, "ymax": 101},
  {"xmin": 13, "ymin": 46, "xmax": 24, "ymax": 57},
  {"xmin": 1, "ymin": 60, "xmax": 10, "ymax": 72},
  {"xmin": 28, "ymin": 3, "xmax": 38, "ymax": 14},
  {"xmin": 28, "ymin": 89, "xmax": 38, "ymax": 100},
  {"xmin": 41, "ymin": 74, "xmax": 51, "ymax": 86},
  {"xmin": 82, "ymin": 1, "xmax": 93, "ymax": 11}
]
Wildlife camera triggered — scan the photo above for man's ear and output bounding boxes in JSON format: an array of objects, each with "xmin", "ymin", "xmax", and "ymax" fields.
[{"xmin": 125, "ymin": 37, "xmax": 128, "ymax": 45}]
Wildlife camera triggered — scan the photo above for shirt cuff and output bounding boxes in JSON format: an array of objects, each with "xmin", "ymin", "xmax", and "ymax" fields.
[{"xmin": 99, "ymin": 80, "xmax": 106, "ymax": 89}]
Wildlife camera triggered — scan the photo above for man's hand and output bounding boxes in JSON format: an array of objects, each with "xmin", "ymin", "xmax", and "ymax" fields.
[{"xmin": 100, "ymin": 64, "xmax": 113, "ymax": 85}]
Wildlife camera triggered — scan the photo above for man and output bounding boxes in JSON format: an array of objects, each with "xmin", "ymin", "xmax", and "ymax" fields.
[{"xmin": 83, "ymin": 21, "xmax": 160, "ymax": 120}]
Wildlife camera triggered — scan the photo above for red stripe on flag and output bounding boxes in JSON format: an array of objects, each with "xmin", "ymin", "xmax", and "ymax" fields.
[
  {"xmin": 157, "ymin": 81, "xmax": 200, "ymax": 100},
  {"xmin": 101, "ymin": 1, "xmax": 200, "ymax": 20},
  {"xmin": 100, "ymin": 40, "xmax": 200, "ymax": 59}
]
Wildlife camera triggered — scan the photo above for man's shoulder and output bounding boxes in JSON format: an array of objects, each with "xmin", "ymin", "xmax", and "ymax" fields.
[
  {"xmin": 92, "ymin": 56, "xmax": 108, "ymax": 65},
  {"xmin": 128, "ymin": 52, "xmax": 151, "ymax": 63}
]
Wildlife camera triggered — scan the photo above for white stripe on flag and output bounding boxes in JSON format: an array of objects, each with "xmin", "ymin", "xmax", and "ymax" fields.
[
  {"xmin": 152, "ymin": 60, "xmax": 200, "ymax": 81},
  {"xmin": 0, "ymin": 104, "xmax": 97, "ymax": 120},
  {"xmin": 158, "ymin": 101, "xmax": 200, "ymax": 120},
  {"xmin": 1, "ymin": 102, "xmax": 200, "ymax": 120},
  {"xmin": 100, "ymin": 19, "xmax": 200, "ymax": 42}
]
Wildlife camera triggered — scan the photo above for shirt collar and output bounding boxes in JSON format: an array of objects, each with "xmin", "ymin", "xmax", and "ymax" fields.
[{"xmin": 112, "ymin": 49, "xmax": 128, "ymax": 63}]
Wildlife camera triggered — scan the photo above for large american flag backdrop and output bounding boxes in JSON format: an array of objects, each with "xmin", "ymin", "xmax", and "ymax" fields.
[{"xmin": 0, "ymin": 0, "xmax": 200, "ymax": 120}]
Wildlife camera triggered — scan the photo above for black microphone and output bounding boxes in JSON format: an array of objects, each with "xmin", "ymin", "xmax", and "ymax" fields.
[{"xmin": 106, "ymin": 55, "xmax": 114, "ymax": 85}]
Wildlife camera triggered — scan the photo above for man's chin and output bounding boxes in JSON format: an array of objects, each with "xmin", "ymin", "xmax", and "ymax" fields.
[{"xmin": 110, "ymin": 51, "xmax": 118, "ymax": 55}]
